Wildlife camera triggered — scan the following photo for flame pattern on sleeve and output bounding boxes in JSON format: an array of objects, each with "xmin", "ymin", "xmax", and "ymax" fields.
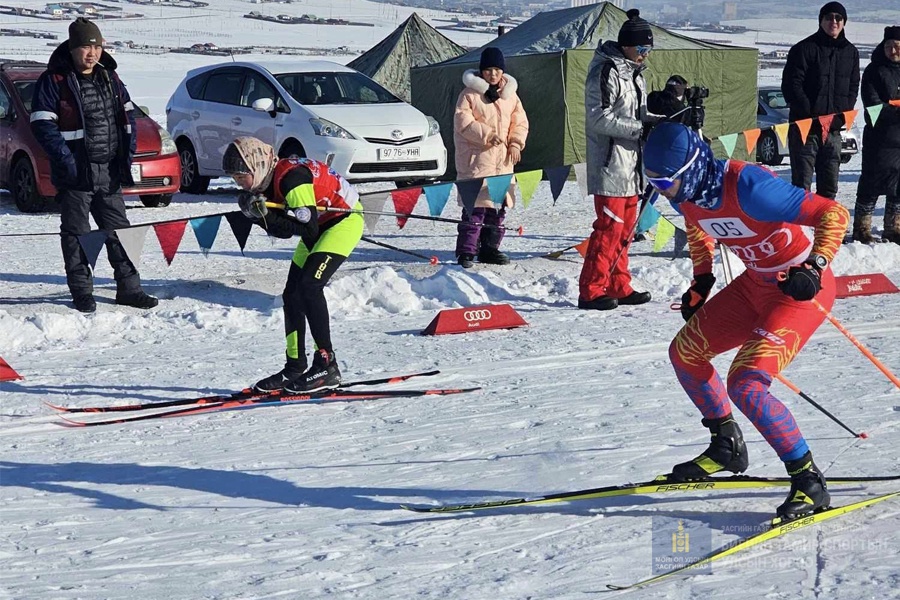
[
  {"xmin": 686, "ymin": 221, "xmax": 716, "ymax": 276},
  {"xmin": 795, "ymin": 193, "xmax": 850, "ymax": 262}
]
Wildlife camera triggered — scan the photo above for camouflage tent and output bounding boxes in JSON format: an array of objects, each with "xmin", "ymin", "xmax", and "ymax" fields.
[{"xmin": 348, "ymin": 13, "xmax": 467, "ymax": 102}]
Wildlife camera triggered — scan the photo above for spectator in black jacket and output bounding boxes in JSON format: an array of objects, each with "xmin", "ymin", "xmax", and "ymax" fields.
[
  {"xmin": 781, "ymin": 2, "xmax": 860, "ymax": 199},
  {"xmin": 31, "ymin": 18, "xmax": 158, "ymax": 313},
  {"xmin": 853, "ymin": 26, "xmax": 900, "ymax": 244}
]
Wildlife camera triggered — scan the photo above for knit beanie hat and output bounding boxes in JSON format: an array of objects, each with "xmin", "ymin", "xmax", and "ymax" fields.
[
  {"xmin": 479, "ymin": 47, "xmax": 506, "ymax": 72},
  {"xmin": 618, "ymin": 9, "xmax": 653, "ymax": 47},
  {"xmin": 885, "ymin": 26, "xmax": 900, "ymax": 42},
  {"xmin": 818, "ymin": 2, "xmax": 847, "ymax": 22},
  {"xmin": 68, "ymin": 17, "xmax": 102, "ymax": 49}
]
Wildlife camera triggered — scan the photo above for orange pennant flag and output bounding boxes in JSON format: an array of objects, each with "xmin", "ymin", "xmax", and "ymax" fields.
[
  {"xmin": 891, "ymin": 100, "xmax": 900, "ymax": 107},
  {"xmin": 743, "ymin": 128, "xmax": 761, "ymax": 155},
  {"xmin": 773, "ymin": 122, "xmax": 790, "ymax": 148},
  {"xmin": 843, "ymin": 109, "xmax": 858, "ymax": 129},
  {"xmin": 818, "ymin": 114, "xmax": 834, "ymax": 134},
  {"xmin": 574, "ymin": 237, "xmax": 591, "ymax": 258},
  {"xmin": 795, "ymin": 118, "xmax": 812, "ymax": 144}
]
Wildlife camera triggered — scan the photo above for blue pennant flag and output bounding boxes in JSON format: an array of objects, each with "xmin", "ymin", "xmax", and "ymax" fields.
[
  {"xmin": 545, "ymin": 165, "xmax": 571, "ymax": 204},
  {"xmin": 456, "ymin": 179, "xmax": 483, "ymax": 213},
  {"xmin": 190, "ymin": 215, "xmax": 222, "ymax": 256},
  {"xmin": 423, "ymin": 183, "xmax": 453, "ymax": 216},
  {"xmin": 77, "ymin": 230, "xmax": 109, "ymax": 269},
  {"xmin": 485, "ymin": 174, "xmax": 513, "ymax": 206},
  {"xmin": 636, "ymin": 203, "xmax": 661, "ymax": 234}
]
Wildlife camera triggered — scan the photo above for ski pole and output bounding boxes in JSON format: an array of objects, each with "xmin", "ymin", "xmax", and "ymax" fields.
[
  {"xmin": 773, "ymin": 373, "xmax": 866, "ymax": 438},
  {"xmin": 609, "ymin": 184, "xmax": 656, "ymax": 267},
  {"xmin": 361, "ymin": 236, "xmax": 439, "ymax": 265}
]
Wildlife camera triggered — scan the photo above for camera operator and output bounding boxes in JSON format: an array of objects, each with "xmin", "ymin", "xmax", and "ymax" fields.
[{"xmin": 646, "ymin": 75, "xmax": 707, "ymax": 134}]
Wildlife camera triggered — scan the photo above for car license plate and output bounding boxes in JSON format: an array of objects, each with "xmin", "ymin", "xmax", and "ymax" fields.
[
  {"xmin": 131, "ymin": 164, "xmax": 142, "ymax": 183},
  {"xmin": 377, "ymin": 147, "xmax": 420, "ymax": 161}
]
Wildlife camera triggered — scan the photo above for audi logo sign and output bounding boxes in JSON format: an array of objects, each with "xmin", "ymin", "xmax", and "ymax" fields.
[{"xmin": 463, "ymin": 309, "xmax": 492, "ymax": 322}]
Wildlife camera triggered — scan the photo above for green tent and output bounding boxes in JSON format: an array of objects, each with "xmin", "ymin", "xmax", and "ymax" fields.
[
  {"xmin": 348, "ymin": 13, "xmax": 467, "ymax": 103},
  {"xmin": 410, "ymin": 2, "xmax": 757, "ymax": 177}
]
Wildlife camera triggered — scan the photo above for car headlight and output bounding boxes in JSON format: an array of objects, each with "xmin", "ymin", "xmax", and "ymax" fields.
[
  {"xmin": 158, "ymin": 126, "xmax": 177, "ymax": 155},
  {"xmin": 309, "ymin": 118, "xmax": 355, "ymax": 139},
  {"xmin": 426, "ymin": 116, "xmax": 440, "ymax": 137}
]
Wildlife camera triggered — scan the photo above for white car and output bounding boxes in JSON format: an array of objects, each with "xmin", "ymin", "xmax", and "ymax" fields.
[{"xmin": 166, "ymin": 60, "xmax": 447, "ymax": 193}]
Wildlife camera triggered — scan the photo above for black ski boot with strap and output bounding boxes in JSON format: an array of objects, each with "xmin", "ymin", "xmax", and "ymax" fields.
[
  {"xmin": 286, "ymin": 349, "xmax": 341, "ymax": 393},
  {"xmin": 253, "ymin": 357, "xmax": 307, "ymax": 393},
  {"xmin": 776, "ymin": 451, "xmax": 830, "ymax": 521},
  {"xmin": 670, "ymin": 414, "xmax": 749, "ymax": 481}
]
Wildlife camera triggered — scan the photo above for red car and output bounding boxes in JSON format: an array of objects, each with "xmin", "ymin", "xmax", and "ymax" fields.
[{"xmin": 0, "ymin": 59, "xmax": 181, "ymax": 213}]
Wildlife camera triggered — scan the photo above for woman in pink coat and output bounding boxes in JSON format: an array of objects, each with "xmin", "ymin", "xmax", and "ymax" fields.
[{"xmin": 453, "ymin": 47, "xmax": 529, "ymax": 268}]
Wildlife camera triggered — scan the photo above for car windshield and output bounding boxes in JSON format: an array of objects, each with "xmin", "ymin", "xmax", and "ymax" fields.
[
  {"xmin": 275, "ymin": 71, "xmax": 402, "ymax": 106},
  {"xmin": 759, "ymin": 89, "xmax": 788, "ymax": 110}
]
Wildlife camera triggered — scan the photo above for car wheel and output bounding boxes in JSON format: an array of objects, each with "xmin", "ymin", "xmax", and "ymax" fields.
[
  {"xmin": 757, "ymin": 131, "xmax": 783, "ymax": 166},
  {"xmin": 278, "ymin": 141, "xmax": 305, "ymax": 160},
  {"xmin": 840, "ymin": 154, "xmax": 852, "ymax": 164},
  {"xmin": 11, "ymin": 157, "xmax": 55, "ymax": 213},
  {"xmin": 178, "ymin": 140, "xmax": 210, "ymax": 194},
  {"xmin": 140, "ymin": 194, "xmax": 173, "ymax": 208}
]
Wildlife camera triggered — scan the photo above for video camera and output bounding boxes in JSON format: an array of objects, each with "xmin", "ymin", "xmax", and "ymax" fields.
[
  {"xmin": 684, "ymin": 86, "xmax": 708, "ymax": 132},
  {"xmin": 684, "ymin": 85, "xmax": 709, "ymax": 104}
]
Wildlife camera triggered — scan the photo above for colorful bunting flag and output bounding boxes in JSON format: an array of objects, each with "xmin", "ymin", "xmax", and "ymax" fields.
[
  {"xmin": 843, "ymin": 109, "xmax": 858, "ymax": 129},
  {"xmin": 672, "ymin": 227, "xmax": 688, "ymax": 259},
  {"xmin": 190, "ymin": 216, "xmax": 221, "ymax": 256},
  {"xmin": 485, "ymin": 174, "xmax": 513, "ymax": 206},
  {"xmin": 360, "ymin": 192, "xmax": 389, "ymax": 233},
  {"xmin": 795, "ymin": 118, "xmax": 812, "ymax": 144},
  {"xmin": 515, "ymin": 169, "xmax": 542, "ymax": 208},
  {"xmin": 818, "ymin": 114, "xmax": 834, "ymax": 135},
  {"xmin": 574, "ymin": 237, "xmax": 591, "ymax": 258},
  {"xmin": 117, "ymin": 226, "xmax": 149, "ymax": 270},
  {"xmin": 390, "ymin": 187, "xmax": 421, "ymax": 229},
  {"xmin": 718, "ymin": 133, "xmax": 738, "ymax": 158},
  {"xmin": 455, "ymin": 179, "xmax": 483, "ymax": 213},
  {"xmin": 225, "ymin": 212, "xmax": 253, "ymax": 254},
  {"xmin": 866, "ymin": 104, "xmax": 884, "ymax": 126},
  {"xmin": 636, "ymin": 203, "xmax": 661, "ymax": 234},
  {"xmin": 423, "ymin": 183, "xmax": 453, "ymax": 217},
  {"xmin": 773, "ymin": 122, "xmax": 790, "ymax": 148},
  {"xmin": 77, "ymin": 230, "xmax": 108, "ymax": 270},
  {"xmin": 545, "ymin": 165, "xmax": 571, "ymax": 205},
  {"xmin": 743, "ymin": 128, "xmax": 761, "ymax": 155},
  {"xmin": 891, "ymin": 99, "xmax": 900, "ymax": 107},
  {"xmin": 573, "ymin": 162, "xmax": 588, "ymax": 199},
  {"xmin": 653, "ymin": 217, "xmax": 675, "ymax": 253},
  {"xmin": 153, "ymin": 221, "xmax": 187, "ymax": 266}
]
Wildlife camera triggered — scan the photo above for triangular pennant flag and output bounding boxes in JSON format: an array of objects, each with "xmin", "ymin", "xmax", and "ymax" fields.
[
  {"xmin": 573, "ymin": 162, "xmax": 588, "ymax": 199},
  {"xmin": 360, "ymin": 192, "xmax": 389, "ymax": 234},
  {"xmin": 743, "ymin": 128, "xmax": 761, "ymax": 155},
  {"xmin": 773, "ymin": 122, "xmax": 790, "ymax": 149},
  {"xmin": 866, "ymin": 104, "xmax": 884, "ymax": 126},
  {"xmin": 485, "ymin": 174, "xmax": 513, "ymax": 206},
  {"xmin": 77, "ymin": 230, "xmax": 108, "ymax": 270},
  {"xmin": 190, "ymin": 215, "xmax": 222, "ymax": 257},
  {"xmin": 153, "ymin": 220, "xmax": 187, "ymax": 266},
  {"xmin": 117, "ymin": 226, "xmax": 148, "ymax": 271},
  {"xmin": 818, "ymin": 114, "xmax": 834, "ymax": 135},
  {"xmin": 653, "ymin": 217, "xmax": 675, "ymax": 253},
  {"xmin": 795, "ymin": 118, "xmax": 813, "ymax": 144},
  {"xmin": 515, "ymin": 169, "xmax": 542, "ymax": 208},
  {"xmin": 545, "ymin": 165, "xmax": 571, "ymax": 204},
  {"xmin": 455, "ymin": 179, "xmax": 483, "ymax": 213},
  {"xmin": 574, "ymin": 237, "xmax": 591, "ymax": 258},
  {"xmin": 672, "ymin": 226, "xmax": 688, "ymax": 259},
  {"xmin": 225, "ymin": 212, "xmax": 253, "ymax": 254},
  {"xmin": 636, "ymin": 203, "xmax": 661, "ymax": 234},
  {"xmin": 718, "ymin": 133, "xmax": 738, "ymax": 158},
  {"xmin": 423, "ymin": 183, "xmax": 453, "ymax": 217},
  {"xmin": 390, "ymin": 187, "xmax": 421, "ymax": 229},
  {"xmin": 0, "ymin": 356, "xmax": 23, "ymax": 381},
  {"xmin": 842, "ymin": 109, "xmax": 858, "ymax": 129},
  {"xmin": 891, "ymin": 99, "xmax": 900, "ymax": 107}
]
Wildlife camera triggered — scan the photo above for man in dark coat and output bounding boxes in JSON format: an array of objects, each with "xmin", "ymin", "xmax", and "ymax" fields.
[
  {"xmin": 853, "ymin": 26, "xmax": 900, "ymax": 244},
  {"xmin": 781, "ymin": 1, "xmax": 860, "ymax": 199},
  {"xmin": 31, "ymin": 17, "xmax": 158, "ymax": 313}
]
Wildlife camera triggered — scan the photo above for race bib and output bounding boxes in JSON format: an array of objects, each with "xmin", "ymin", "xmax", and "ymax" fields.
[{"xmin": 696, "ymin": 217, "xmax": 757, "ymax": 239}]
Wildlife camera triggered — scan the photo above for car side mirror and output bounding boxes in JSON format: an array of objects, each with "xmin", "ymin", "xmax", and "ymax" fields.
[{"xmin": 252, "ymin": 98, "xmax": 276, "ymax": 115}]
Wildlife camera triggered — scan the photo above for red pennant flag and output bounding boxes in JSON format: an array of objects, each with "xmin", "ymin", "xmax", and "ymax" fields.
[
  {"xmin": 574, "ymin": 237, "xmax": 591, "ymax": 258},
  {"xmin": 0, "ymin": 356, "xmax": 23, "ymax": 381},
  {"xmin": 818, "ymin": 114, "xmax": 834, "ymax": 135},
  {"xmin": 389, "ymin": 188, "xmax": 422, "ymax": 229},
  {"xmin": 153, "ymin": 221, "xmax": 187, "ymax": 266}
]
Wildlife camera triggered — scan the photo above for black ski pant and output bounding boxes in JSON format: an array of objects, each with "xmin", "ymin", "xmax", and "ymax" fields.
[
  {"xmin": 282, "ymin": 252, "xmax": 344, "ymax": 363},
  {"xmin": 788, "ymin": 129, "xmax": 842, "ymax": 199},
  {"xmin": 58, "ymin": 162, "xmax": 141, "ymax": 297}
]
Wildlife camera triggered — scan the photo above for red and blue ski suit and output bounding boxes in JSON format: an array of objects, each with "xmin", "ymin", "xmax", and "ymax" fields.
[{"xmin": 670, "ymin": 160, "xmax": 849, "ymax": 462}]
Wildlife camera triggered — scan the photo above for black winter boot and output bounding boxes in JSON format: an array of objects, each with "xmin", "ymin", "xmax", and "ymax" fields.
[
  {"xmin": 852, "ymin": 213, "xmax": 875, "ymax": 244},
  {"xmin": 478, "ymin": 247, "xmax": 510, "ymax": 265},
  {"xmin": 116, "ymin": 290, "xmax": 159, "ymax": 309},
  {"xmin": 253, "ymin": 357, "xmax": 307, "ymax": 393},
  {"xmin": 884, "ymin": 204, "xmax": 900, "ymax": 244},
  {"xmin": 776, "ymin": 451, "xmax": 830, "ymax": 521},
  {"xmin": 457, "ymin": 254, "xmax": 475, "ymax": 269},
  {"xmin": 670, "ymin": 415, "xmax": 749, "ymax": 481},
  {"xmin": 286, "ymin": 349, "xmax": 341, "ymax": 393}
]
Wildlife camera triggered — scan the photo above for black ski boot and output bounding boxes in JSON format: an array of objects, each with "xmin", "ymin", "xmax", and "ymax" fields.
[
  {"xmin": 286, "ymin": 349, "xmax": 341, "ymax": 393},
  {"xmin": 776, "ymin": 451, "xmax": 830, "ymax": 521},
  {"xmin": 478, "ymin": 247, "xmax": 510, "ymax": 265},
  {"xmin": 457, "ymin": 254, "xmax": 475, "ymax": 269},
  {"xmin": 670, "ymin": 415, "xmax": 749, "ymax": 481},
  {"xmin": 253, "ymin": 357, "xmax": 307, "ymax": 393}
]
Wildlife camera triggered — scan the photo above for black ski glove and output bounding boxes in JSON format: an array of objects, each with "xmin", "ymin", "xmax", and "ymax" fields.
[
  {"xmin": 681, "ymin": 273, "xmax": 716, "ymax": 321},
  {"xmin": 778, "ymin": 261, "xmax": 822, "ymax": 301},
  {"xmin": 484, "ymin": 84, "xmax": 500, "ymax": 103},
  {"xmin": 238, "ymin": 192, "xmax": 267, "ymax": 221}
]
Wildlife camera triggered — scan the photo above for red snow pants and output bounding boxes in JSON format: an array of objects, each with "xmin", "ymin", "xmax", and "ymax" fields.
[{"xmin": 578, "ymin": 194, "xmax": 638, "ymax": 301}]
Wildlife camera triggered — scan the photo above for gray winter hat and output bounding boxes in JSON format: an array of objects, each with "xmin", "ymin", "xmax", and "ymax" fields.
[{"xmin": 69, "ymin": 17, "xmax": 102, "ymax": 49}]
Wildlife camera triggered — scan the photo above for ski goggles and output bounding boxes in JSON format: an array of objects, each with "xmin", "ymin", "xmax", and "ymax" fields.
[
  {"xmin": 636, "ymin": 45, "xmax": 653, "ymax": 56},
  {"xmin": 645, "ymin": 148, "xmax": 700, "ymax": 191}
]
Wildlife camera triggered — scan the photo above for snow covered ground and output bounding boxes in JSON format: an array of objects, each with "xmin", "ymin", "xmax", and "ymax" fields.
[{"xmin": 2, "ymin": 4, "xmax": 900, "ymax": 599}]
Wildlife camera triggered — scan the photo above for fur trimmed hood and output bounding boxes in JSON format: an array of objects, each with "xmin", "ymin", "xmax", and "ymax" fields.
[{"xmin": 461, "ymin": 70, "xmax": 518, "ymax": 99}]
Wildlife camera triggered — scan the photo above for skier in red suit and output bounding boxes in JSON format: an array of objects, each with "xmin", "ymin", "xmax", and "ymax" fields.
[{"xmin": 643, "ymin": 122, "xmax": 850, "ymax": 520}]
